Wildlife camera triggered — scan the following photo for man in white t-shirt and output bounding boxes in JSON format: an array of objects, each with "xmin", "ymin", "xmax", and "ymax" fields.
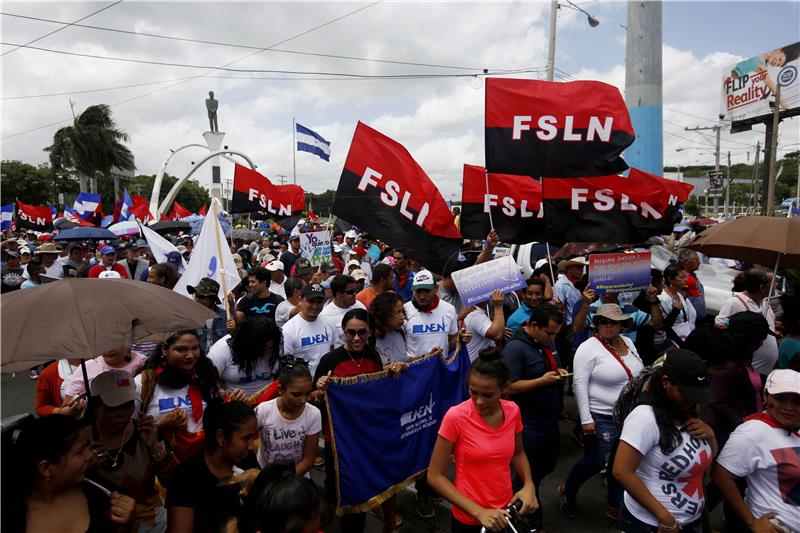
[
  {"xmin": 267, "ymin": 260, "xmax": 286, "ymax": 298},
  {"xmin": 319, "ymin": 274, "xmax": 366, "ymax": 348},
  {"xmin": 713, "ymin": 369, "xmax": 800, "ymax": 532},
  {"xmin": 464, "ymin": 289, "xmax": 506, "ymax": 362},
  {"xmin": 716, "ymin": 268, "xmax": 778, "ymax": 375},
  {"xmin": 403, "ymin": 270, "xmax": 462, "ymax": 359},
  {"xmin": 282, "ymin": 283, "xmax": 335, "ymax": 376}
]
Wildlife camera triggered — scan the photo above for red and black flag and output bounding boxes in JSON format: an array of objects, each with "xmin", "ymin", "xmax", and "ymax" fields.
[
  {"xmin": 542, "ymin": 171, "xmax": 687, "ymax": 245},
  {"xmin": 333, "ymin": 121, "xmax": 462, "ymax": 274},
  {"xmin": 460, "ymin": 164, "xmax": 544, "ymax": 243},
  {"xmin": 15, "ymin": 200, "xmax": 53, "ymax": 232},
  {"xmin": 231, "ymin": 164, "xmax": 303, "ymax": 217},
  {"xmin": 485, "ymin": 78, "xmax": 635, "ymax": 178}
]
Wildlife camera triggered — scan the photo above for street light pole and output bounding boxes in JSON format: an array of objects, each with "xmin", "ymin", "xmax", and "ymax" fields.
[{"xmin": 546, "ymin": 0, "xmax": 558, "ymax": 81}]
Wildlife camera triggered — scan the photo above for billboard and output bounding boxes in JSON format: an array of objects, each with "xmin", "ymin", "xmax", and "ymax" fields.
[{"xmin": 721, "ymin": 42, "xmax": 800, "ymax": 123}]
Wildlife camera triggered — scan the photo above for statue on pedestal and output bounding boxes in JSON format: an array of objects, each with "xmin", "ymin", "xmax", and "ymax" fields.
[{"xmin": 205, "ymin": 91, "xmax": 219, "ymax": 132}]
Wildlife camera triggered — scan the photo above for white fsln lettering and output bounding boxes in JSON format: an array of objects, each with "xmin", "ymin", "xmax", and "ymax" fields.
[
  {"xmin": 511, "ymin": 115, "xmax": 615, "ymax": 142},
  {"xmin": 570, "ymin": 189, "xmax": 663, "ymax": 219},
  {"xmin": 484, "ymin": 194, "xmax": 535, "ymax": 218},
  {"xmin": 247, "ymin": 189, "xmax": 291, "ymax": 216},
  {"xmin": 357, "ymin": 166, "xmax": 431, "ymax": 228}
]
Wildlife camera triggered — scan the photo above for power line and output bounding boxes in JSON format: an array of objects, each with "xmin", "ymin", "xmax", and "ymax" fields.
[
  {"xmin": 2, "ymin": 76, "xmax": 198, "ymax": 100},
  {"xmin": 663, "ymin": 118, "xmax": 757, "ymax": 147},
  {"xmin": 1, "ymin": 11, "xmax": 497, "ymax": 73},
  {"xmin": 1, "ymin": 0, "xmax": 122, "ymax": 56}
]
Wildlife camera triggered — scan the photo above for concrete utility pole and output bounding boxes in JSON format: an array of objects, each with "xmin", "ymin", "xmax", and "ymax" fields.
[
  {"xmin": 750, "ymin": 141, "xmax": 761, "ymax": 215},
  {"xmin": 624, "ymin": 0, "xmax": 663, "ymax": 175},
  {"xmin": 724, "ymin": 151, "xmax": 731, "ymax": 218},
  {"xmin": 685, "ymin": 121, "xmax": 722, "ymax": 216},
  {"xmin": 766, "ymin": 83, "xmax": 781, "ymax": 215},
  {"xmin": 546, "ymin": 0, "xmax": 558, "ymax": 81}
]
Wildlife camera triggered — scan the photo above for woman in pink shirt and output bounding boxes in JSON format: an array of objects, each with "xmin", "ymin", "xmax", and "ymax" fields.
[{"xmin": 428, "ymin": 348, "xmax": 538, "ymax": 532}]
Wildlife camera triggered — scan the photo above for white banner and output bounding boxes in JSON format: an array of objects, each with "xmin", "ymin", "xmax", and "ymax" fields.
[{"xmin": 299, "ymin": 230, "xmax": 332, "ymax": 267}]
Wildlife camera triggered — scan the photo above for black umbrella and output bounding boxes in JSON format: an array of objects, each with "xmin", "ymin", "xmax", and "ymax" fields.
[
  {"xmin": 54, "ymin": 227, "xmax": 117, "ymax": 241},
  {"xmin": 148, "ymin": 221, "xmax": 191, "ymax": 235}
]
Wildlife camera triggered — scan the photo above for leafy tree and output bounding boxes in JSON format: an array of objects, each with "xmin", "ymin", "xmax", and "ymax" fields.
[
  {"xmin": 44, "ymin": 104, "xmax": 134, "ymax": 195},
  {"xmin": 0, "ymin": 160, "xmax": 79, "ymax": 205}
]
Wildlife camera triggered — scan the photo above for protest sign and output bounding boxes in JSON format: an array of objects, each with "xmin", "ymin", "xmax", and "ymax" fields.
[
  {"xmin": 326, "ymin": 345, "xmax": 470, "ymax": 512},
  {"xmin": 451, "ymin": 255, "xmax": 526, "ymax": 306},
  {"xmin": 299, "ymin": 230, "xmax": 331, "ymax": 266},
  {"xmin": 588, "ymin": 252, "xmax": 651, "ymax": 295}
]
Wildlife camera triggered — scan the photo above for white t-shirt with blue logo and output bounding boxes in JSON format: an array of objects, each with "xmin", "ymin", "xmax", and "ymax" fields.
[
  {"xmin": 281, "ymin": 314, "xmax": 335, "ymax": 376},
  {"xmin": 134, "ymin": 375, "xmax": 205, "ymax": 434},
  {"xmin": 207, "ymin": 334, "xmax": 275, "ymax": 395},
  {"xmin": 403, "ymin": 299, "xmax": 458, "ymax": 359}
]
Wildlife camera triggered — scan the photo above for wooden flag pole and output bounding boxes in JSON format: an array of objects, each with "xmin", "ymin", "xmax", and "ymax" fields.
[{"xmin": 212, "ymin": 199, "xmax": 232, "ymax": 321}]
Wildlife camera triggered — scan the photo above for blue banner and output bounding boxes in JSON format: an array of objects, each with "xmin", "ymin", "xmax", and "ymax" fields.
[{"xmin": 326, "ymin": 345, "xmax": 471, "ymax": 512}]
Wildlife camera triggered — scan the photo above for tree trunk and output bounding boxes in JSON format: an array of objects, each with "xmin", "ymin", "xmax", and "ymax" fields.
[
  {"xmin": 114, "ymin": 175, "xmax": 120, "ymax": 203},
  {"xmin": 79, "ymin": 172, "xmax": 88, "ymax": 193}
]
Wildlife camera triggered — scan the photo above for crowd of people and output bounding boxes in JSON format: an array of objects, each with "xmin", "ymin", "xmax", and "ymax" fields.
[{"xmin": 2, "ymin": 221, "xmax": 800, "ymax": 533}]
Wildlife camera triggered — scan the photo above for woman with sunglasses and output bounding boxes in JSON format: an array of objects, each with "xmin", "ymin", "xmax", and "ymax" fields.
[
  {"xmin": 712, "ymin": 369, "xmax": 800, "ymax": 533},
  {"xmin": 561, "ymin": 303, "xmax": 644, "ymax": 522},
  {"xmin": 312, "ymin": 308, "xmax": 408, "ymax": 533}
]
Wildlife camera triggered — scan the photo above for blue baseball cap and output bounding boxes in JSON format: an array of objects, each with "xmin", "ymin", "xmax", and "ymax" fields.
[{"xmin": 99, "ymin": 245, "xmax": 116, "ymax": 255}]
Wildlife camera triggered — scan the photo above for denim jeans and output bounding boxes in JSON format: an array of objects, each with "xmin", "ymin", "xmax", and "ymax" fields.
[
  {"xmin": 619, "ymin": 501, "xmax": 701, "ymax": 533},
  {"xmin": 563, "ymin": 412, "xmax": 622, "ymax": 508},
  {"xmin": 512, "ymin": 418, "xmax": 559, "ymax": 530}
]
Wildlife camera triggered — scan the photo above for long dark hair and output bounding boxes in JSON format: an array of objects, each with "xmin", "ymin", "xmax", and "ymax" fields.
[
  {"xmin": 643, "ymin": 366, "xmax": 690, "ymax": 454},
  {"xmin": 141, "ymin": 329, "xmax": 220, "ymax": 403},
  {"xmin": 202, "ymin": 400, "xmax": 256, "ymax": 448},
  {"xmin": 230, "ymin": 316, "xmax": 282, "ymax": 380}
]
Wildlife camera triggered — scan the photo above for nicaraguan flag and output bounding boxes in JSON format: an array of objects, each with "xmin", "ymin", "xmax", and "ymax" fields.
[
  {"xmin": 791, "ymin": 205, "xmax": 800, "ymax": 218},
  {"xmin": 296, "ymin": 123, "xmax": 331, "ymax": 162},
  {"xmin": 73, "ymin": 192, "xmax": 101, "ymax": 219},
  {"xmin": 119, "ymin": 189, "xmax": 134, "ymax": 221},
  {"xmin": 1, "ymin": 203, "xmax": 14, "ymax": 231}
]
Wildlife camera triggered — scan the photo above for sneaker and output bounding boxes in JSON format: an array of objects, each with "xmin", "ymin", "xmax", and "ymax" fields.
[
  {"xmin": 605, "ymin": 506, "xmax": 620, "ymax": 522},
  {"xmin": 416, "ymin": 494, "xmax": 435, "ymax": 518},
  {"xmin": 558, "ymin": 484, "xmax": 576, "ymax": 519}
]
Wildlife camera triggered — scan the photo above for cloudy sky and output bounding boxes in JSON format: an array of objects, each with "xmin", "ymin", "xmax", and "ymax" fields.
[{"xmin": 2, "ymin": 1, "xmax": 799, "ymax": 203}]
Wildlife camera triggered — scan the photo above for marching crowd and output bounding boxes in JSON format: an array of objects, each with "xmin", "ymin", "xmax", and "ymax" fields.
[{"xmin": 2, "ymin": 221, "xmax": 800, "ymax": 533}]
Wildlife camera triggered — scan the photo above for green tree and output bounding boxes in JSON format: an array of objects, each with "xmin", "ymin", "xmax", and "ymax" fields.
[
  {"xmin": 44, "ymin": 104, "xmax": 134, "ymax": 196},
  {"xmin": 0, "ymin": 160, "xmax": 79, "ymax": 206},
  {"xmin": 131, "ymin": 174, "xmax": 210, "ymax": 215}
]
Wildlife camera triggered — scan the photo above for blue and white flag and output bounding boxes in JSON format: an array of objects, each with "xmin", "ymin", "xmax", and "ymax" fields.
[
  {"xmin": 173, "ymin": 198, "xmax": 241, "ymax": 303},
  {"xmin": 1, "ymin": 203, "xmax": 14, "ymax": 231},
  {"xmin": 119, "ymin": 189, "xmax": 134, "ymax": 222},
  {"xmin": 141, "ymin": 224, "xmax": 186, "ymax": 272},
  {"xmin": 326, "ymin": 345, "xmax": 470, "ymax": 512},
  {"xmin": 296, "ymin": 123, "xmax": 331, "ymax": 161},
  {"xmin": 73, "ymin": 192, "xmax": 101, "ymax": 219}
]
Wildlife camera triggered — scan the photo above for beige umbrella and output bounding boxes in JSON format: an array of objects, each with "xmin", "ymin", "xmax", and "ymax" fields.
[
  {"xmin": 1, "ymin": 278, "xmax": 217, "ymax": 373},
  {"xmin": 684, "ymin": 216, "xmax": 800, "ymax": 269}
]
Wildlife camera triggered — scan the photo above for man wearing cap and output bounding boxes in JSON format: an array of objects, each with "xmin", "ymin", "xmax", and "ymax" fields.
[
  {"xmin": 188, "ymin": 277, "xmax": 235, "ymax": 352},
  {"xmin": 716, "ymin": 268, "xmax": 779, "ymax": 376},
  {"xmin": 393, "ymin": 248, "xmax": 416, "ymax": 303},
  {"xmin": 57, "ymin": 243, "xmax": 89, "ymax": 278},
  {"xmin": 89, "ymin": 245, "xmax": 130, "ymax": 278},
  {"xmin": 356, "ymin": 263, "xmax": 394, "ymax": 309},
  {"xmin": 341, "ymin": 230, "xmax": 357, "ymax": 260},
  {"xmin": 266, "ymin": 260, "xmax": 286, "ymax": 298},
  {"xmin": 403, "ymin": 269, "xmax": 464, "ymax": 359},
  {"xmin": 1, "ymin": 250, "xmax": 24, "ymax": 292},
  {"xmin": 713, "ymin": 369, "xmax": 800, "ymax": 533},
  {"xmin": 235, "ymin": 267, "xmax": 284, "ymax": 322},
  {"xmin": 348, "ymin": 246, "xmax": 372, "ymax": 283},
  {"xmin": 282, "ymin": 283, "xmax": 335, "ymax": 375},
  {"xmin": 320, "ymin": 275, "xmax": 366, "ymax": 348},
  {"xmin": 117, "ymin": 242, "xmax": 150, "ymax": 281},
  {"xmin": 279, "ymin": 235, "xmax": 302, "ymax": 273},
  {"xmin": 291, "ymin": 258, "xmax": 316, "ymax": 284},
  {"xmin": 350, "ymin": 269, "xmax": 368, "ymax": 292},
  {"xmin": 554, "ymin": 258, "xmax": 587, "ymax": 327},
  {"xmin": 33, "ymin": 242, "xmax": 64, "ymax": 278}
]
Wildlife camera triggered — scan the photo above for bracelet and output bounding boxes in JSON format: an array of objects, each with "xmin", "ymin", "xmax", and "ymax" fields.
[
  {"xmin": 149, "ymin": 442, "xmax": 169, "ymax": 463},
  {"xmin": 658, "ymin": 519, "xmax": 678, "ymax": 531}
]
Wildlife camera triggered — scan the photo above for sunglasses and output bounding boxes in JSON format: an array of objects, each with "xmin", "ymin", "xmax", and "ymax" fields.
[{"xmin": 344, "ymin": 328, "xmax": 369, "ymax": 339}]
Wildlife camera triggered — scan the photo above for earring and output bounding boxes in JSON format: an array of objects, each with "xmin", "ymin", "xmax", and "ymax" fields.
[{"xmin": 44, "ymin": 476, "xmax": 51, "ymax": 482}]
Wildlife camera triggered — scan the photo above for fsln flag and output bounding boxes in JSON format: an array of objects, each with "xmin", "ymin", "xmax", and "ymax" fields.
[
  {"xmin": 541, "ymin": 171, "xmax": 688, "ymax": 245},
  {"xmin": 1, "ymin": 203, "xmax": 14, "ymax": 231},
  {"xmin": 73, "ymin": 192, "xmax": 102, "ymax": 219},
  {"xmin": 119, "ymin": 189, "xmax": 135, "ymax": 221},
  {"xmin": 141, "ymin": 224, "xmax": 186, "ymax": 271},
  {"xmin": 173, "ymin": 199, "xmax": 241, "ymax": 303},
  {"xmin": 326, "ymin": 345, "xmax": 470, "ymax": 512},
  {"xmin": 15, "ymin": 200, "xmax": 53, "ymax": 231},
  {"xmin": 485, "ymin": 78, "xmax": 635, "ymax": 178},
  {"xmin": 231, "ymin": 164, "xmax": 304, "ymax": 216},
  {"xmin": 460, "ymin": 164, "xmax": 544, "ymax": 243},
  {"xmin": 296, "ymin": 123, "xmax": 331, "ymax": 161},
  {"xmin": 171, "ymin": 201, "xmax": 192, "ymax": 220},
  {"xmin": 333, "ymin": 121, "xmax": 461, "ymax": 274}
]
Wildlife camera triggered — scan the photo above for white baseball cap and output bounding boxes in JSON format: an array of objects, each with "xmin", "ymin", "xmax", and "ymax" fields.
[
  {"xmin": 98, "ymin": 270, "xmax": 122, "ymax": 279},
  {"xmin": 351, "ymin": 269, "xmax": 367, "ymax": 281},
  {"xmin": 346, "ymin": 259, "xmax": 361, "ymax": 269},
  {"xmin": 266, "ymin": 260, "xmax": 284, "ymax": 272},
  {"xmin": 765, "ymin": 369, "xmax": 800, "ymax": 395},
  {"xmin": 412, "ymin": 270, "xmax": 435, "ymax": 290}
]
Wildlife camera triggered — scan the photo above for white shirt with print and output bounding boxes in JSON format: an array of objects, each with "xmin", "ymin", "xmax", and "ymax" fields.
[
  {"xmin": 463, "ymin": 307, "xmax": 496, "ymax": 362},
  {"xmin": 255, "ymin": 399, "xmax": 322, "ymax": 473},
  {"xmin": 403, "ymin": 299, "xmax": 457, "ymax": 359},
  {"xmin": 281, "ymin": 314, "xmax": 335, "ymax": 376},
  {"xmin": 134, "ymin": 375, "xmax": 205, "ymax": 434},
  {"xmin": 620, "ymin": 405, "xmax": 713, "ymax": 526},
  {"xmin": 207, "ymin": 334, "xmax": 274, "ymax": 395},
  {"xmin": 717, "ymin": 417, "xmax": 800, "ymax": 532},
  {"xmin": 375, "ymin": 331, "xmax": 408, "ymax": 365}
]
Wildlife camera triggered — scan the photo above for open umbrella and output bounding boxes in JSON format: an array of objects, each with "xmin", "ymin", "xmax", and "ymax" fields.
[
  {"xmin": 54, "ymin": 227, "xmax": 118, "ymax": 241},
  {"xmin": 684, "ymin": 216, "xmax": 800, "ymax": 269},
  {"xmin": 108, "ymin": 220, "xmax": 141, "ymax": 237},
  {"xmin": 53, "ymin": 217, "xmax": 78, "ymax": 230},
  {"xmin": 1, "ymin": 278, "xmax": 217, "ymax": 373},
  {"xmin": 228, "ymin": 228, "xmax": 259, "ymax": 241},
  {"xmin": 148, "ymin": 220, "xmax": 191, "ymax": 235}
]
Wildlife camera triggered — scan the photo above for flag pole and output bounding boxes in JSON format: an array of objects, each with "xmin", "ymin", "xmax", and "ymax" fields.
[
  {"xmin": 292, "ymin": 117, "xmax": 297, "ymax": 185},
  {"xmin": 484, "ymin": 168, "xmax": 494, "ymax": 231},
  {"xmin": 211, "ymin": 199, "xmax": 232, "ymax": 322}
]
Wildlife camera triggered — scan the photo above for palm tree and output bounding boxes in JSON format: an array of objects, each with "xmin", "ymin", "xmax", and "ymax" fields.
[{"xmin": 45, "ymin": 104, "xmax": 135, "ymax": 196}]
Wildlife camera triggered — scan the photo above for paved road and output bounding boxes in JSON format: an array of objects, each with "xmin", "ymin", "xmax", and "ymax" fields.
[{"xmin": 2, "ymin": 372, "xmax": 619, "ymax": 532}]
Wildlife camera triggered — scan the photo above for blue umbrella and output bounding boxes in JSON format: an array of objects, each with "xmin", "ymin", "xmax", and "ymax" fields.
[
  {"xmin": 189, "ymin": 214, "xmax": 230, "ymax": 236},
  {"xmin": 54, "ymin": 227, "xmax": 118, "ymax": 241}
]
